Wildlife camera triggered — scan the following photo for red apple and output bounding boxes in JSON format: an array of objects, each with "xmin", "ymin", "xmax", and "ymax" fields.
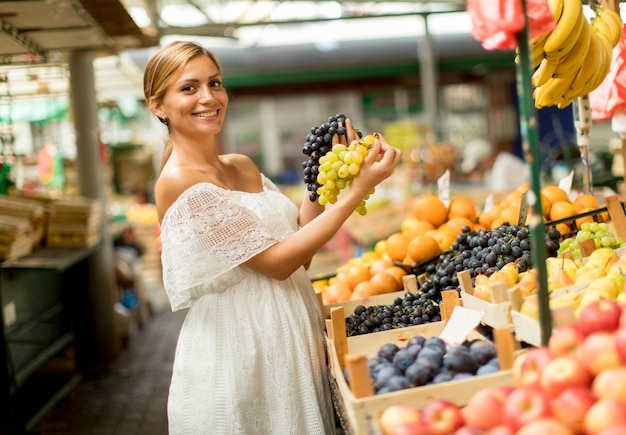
[
  {"xmin": 615, "ymin": 326, "xmax": 626, "ymax": 364},
  {"xmin": 592, "ymin": 366, "xmax": 626, "ymax": 405},
  {"xmin": 503, "ymin": 386, "xmax": 552, "ymax": 431},
  {"xmin": 379, "ymin": 404, "xmax": 421, "ymax": 435},
  {"xmin": 453, "ymin": 427, "xmax": 481, "ymax": 435},
  {"xmin": 389, "ymin": 421, "xmax": 424, "ymax": 435},
  {"xmin": 420, "ymin": 399, "xmax": 464, "ymax": 435},
  {"xmin": 584, "ymin": 399, "xmax": 626, "ymax": 435},
  {"xmin": 485, "ymin": 425, "xmax": 514, "ymax": 435},
  {"xmin": 512, "ymin": 347, "xmax": 554, "ymax": 388},
  {"xmin": 460, "ymin": 386, "xmax": 514, "ymax": 430},
  {"xmin": 578, "ymin": 299, "xmax": 622, "ymax": 335},
  {"xmin": 548, "ymin": 323, "xmax": 586, "ymax": 356},
  {"xmin": 576, "ymin": 331, "xmax": 621, "ymax": 376},
  {"xmin": 539, "ymin": 355, "xmax": 592, "ymax": 399},
  {"xmin": 550, "ymin": 386, "xmax": 597, "ymax": 433},
  {"xmin": 515, "ymin": 417, "xmax": 574, "ymax": 435},
  {"xmin": 597, "ymin": 425, "xmax": 626, "ymax": 435}
]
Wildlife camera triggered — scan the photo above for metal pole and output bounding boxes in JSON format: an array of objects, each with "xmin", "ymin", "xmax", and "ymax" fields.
[{"xmin": 516, "ymin": 0, "xmax": 551, "ymax": 346}]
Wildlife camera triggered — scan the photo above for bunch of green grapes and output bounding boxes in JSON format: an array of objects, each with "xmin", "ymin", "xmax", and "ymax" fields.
[
  {"xmin": 315, "ymin": 134, "xmax": 377, "ymax": 215},
  {"xmin": 558, "ymin": 222, "xmax": 625, "ymax": 259}
]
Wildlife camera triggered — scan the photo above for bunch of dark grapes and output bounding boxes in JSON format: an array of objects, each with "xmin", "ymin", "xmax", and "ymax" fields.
[
  {"xmin": 417, "ymin": 223, "xmax": 561, "ymax": 303},
  {"xmin": 301, "ymin": 113, "xmax": 361, "ymax": 202},
  {"xmin": 345, "ymin": 293, "xmax": 441, "ymax": 336}
]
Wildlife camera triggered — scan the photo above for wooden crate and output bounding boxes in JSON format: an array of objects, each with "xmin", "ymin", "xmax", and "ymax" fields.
[
  {"xmin": 508, "ymin": 283, "xmax": 587, "ymax": 346},
  {"xmin": 326, "ymin": 292, "xmax": 516, "ymax": 435},
  {"xmin": 46, "ymin": 197, "xmax": 103, "ymax": 248},
  {"xmin": 0, "ymin": 195, "xmax": 47, "ymax": 247},
  {"xmin": 0, "ymin": 215, "xmax": 34, "ymax": 260},
  {"xmin": 457, "ymin": 269, "xmax": 513, "ymax": 329}
]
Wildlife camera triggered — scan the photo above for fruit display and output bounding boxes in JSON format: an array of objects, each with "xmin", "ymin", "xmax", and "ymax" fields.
[
  {"xmin": 377, "ymin": 299, "xmax": 626, "ymax": 435},
  {"xmin": 347, "ymin": 335, "xmax": 500, "ymax": 396},
  {"xmin": 529, "ymin": 0, "xmax": 622, "ymax": 109},
  {"xmin": 558, "ymin": 222, "xmax": 625, "ymax": 259},
  {"xmin": 345, "ymin": 293, "xmax": 441, "ymax": 336}
]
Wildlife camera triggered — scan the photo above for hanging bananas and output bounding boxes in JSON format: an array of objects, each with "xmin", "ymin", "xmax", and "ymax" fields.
[{"xmin": 527, "ymin": 0, "xmax": 623, "ymax": 110}]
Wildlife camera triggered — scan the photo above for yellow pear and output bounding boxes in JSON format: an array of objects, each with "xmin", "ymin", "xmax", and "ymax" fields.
[
  {"xmin": 585, "ymin": 275, "xmax": 621, "ymax": 300},
  {"xmin": 517, "ymin": 269, "xmax": 539, "ymax": 297},
  {"xmin": 496, "ymin": 262, "xmax": 519, "ymax": 287},
  {"xmin": 550, "ymin": 292, "xmax": 582, "ymax": 310},
  {"xmin": 585, "ymin": 247, "xmax": 619, "ymax": 271},
  {"xmin": 575, "ymin": 265, "xmax": 607, "ymax": 285},
  {"xmin": 520, "ymin": 294, "xmax": 540, "ymax": 320}
]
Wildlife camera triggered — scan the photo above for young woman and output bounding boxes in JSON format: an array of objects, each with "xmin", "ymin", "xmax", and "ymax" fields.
[{"xmin": 144, "ymin": 40, "xmax": 402, "ymax": 434}]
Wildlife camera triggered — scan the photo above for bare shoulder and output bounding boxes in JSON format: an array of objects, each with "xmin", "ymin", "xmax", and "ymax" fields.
[{"xmin": 154, "ymin": 166, "xmax": 206, "ymax": 221}]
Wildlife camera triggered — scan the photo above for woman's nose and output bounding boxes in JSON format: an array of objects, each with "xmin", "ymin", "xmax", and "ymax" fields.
[{"xmin": 199, "ymin": 85, "xmax": 214, "ymax": 101}]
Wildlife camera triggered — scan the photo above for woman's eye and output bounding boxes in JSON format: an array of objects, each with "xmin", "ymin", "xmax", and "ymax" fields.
[
  {"xmin": 181, "ymin": 85, "xmax": 196, "ymax": 92},
  {"xmin": 210, "ymin": 80, "xmax": 222, "ymax": 88}
]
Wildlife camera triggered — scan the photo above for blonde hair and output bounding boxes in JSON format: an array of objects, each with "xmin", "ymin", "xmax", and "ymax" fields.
[{"xmin": 143, "ymin": 41, "xmax": 223, "ymax": 172}]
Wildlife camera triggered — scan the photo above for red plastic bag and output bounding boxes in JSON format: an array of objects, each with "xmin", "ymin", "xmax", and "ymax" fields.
[
  {"xmin": 467, "ymin": 0, "xmax": 556, "ymax": 50},
  {"xmin": 590, "ymin": 24, "xmax": 626, "ymax": 121}
]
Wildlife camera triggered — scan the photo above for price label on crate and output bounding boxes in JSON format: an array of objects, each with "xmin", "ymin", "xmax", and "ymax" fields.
[
  {"xmin": 439, "ymin": 305, "xmax": 484, "ymax": 346},
  {"xmin": 558, "ymin": 170, "xmax": 574, "ymax": 195},
  {"xmin": 437, "ymin": 169, "xmax": 451, "ymax": 208}
]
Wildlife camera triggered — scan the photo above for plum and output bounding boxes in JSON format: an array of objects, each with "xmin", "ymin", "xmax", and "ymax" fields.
[
  {"xmin": 443, "ymin": 350, "xmax": 479, "ymax": 375},
  {"xmin": 406, "ymin": 343, "xmax": 422, "ymax": 359},
  {"xmin": 431, "ymin": 371, "xmax": 453, "ymax": 384},
  {"xmin": 423, "ymin": 336, "xmax": 447, "ymax": 354},
  {"xmin": 405, "ymin": 362, "xmax": 433, "ymax": 387},
  {"xmin": 377, "ymin": 343, "xmax": 400, "ymax": 362},
  {"xmin": 469, "ymin": 340, "xmax": 497, "ymax": 365},
  {"xmin": 374, "ymin": 364, "xmax": 402, "ymax": 390},
  {"xmin": 407, "ymin": 335, "xmax": 426, "ymax": 348},
  {"xmin": 392, "ymin": 348, "xmax": 416, "ymax": 373},
  {"xmin": 476, "ymin": 364, "xmax": 499, "ymax": 376}
]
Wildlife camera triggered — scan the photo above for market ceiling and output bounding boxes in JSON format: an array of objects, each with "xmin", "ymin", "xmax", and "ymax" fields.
[{"xmin": 0, "ymin": 0, "xmax": 466, "ymax": 64}]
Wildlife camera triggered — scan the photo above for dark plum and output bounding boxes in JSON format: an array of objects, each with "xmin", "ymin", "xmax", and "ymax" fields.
[
  {"xmin": 469, "ymin": 340, "xmax": 498, "ymax": 366},
  {"xmin": 404, "ymin": 362, "xmax": 434, "ymax": 387},
  {"xmin": 377, "ymin": 343, "xmax": 400, "ymax": 362},
  {"xmin": 392, "ymin": 349, "xmax": 417, "ymax": 373}
]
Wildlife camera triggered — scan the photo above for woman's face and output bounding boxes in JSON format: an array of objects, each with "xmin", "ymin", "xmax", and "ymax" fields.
[{"xmin": 154, "ymin": 55, "xmax": 228, "ymax": 138}]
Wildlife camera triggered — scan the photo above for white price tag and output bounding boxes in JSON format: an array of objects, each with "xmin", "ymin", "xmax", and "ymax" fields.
[
  {"xmin": 439, "ymin": 306, "xmax": 484, "ymax": 346},
  {"xmin": 437, "ymin": 169, "xmax": 451, "ymax": 208},
  {"xmin": 558, "ymin": 170, "xmax": 574, "ymax": 196}
]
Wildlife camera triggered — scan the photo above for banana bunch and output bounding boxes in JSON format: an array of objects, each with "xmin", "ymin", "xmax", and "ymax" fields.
[{"xmin": 527, "ymin": 0, "xmax": 623, "ymax": 110}]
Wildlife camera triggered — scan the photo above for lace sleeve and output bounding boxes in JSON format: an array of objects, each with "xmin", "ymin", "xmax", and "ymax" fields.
[{"xmin": 160, "ymin": 183, "xmax": 279, "ymax": 310}]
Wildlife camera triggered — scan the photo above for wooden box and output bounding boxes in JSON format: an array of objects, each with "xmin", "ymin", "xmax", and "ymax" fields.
[
  {"xmin": 0, "ymin": 195, "xmax": 47, "ymax": 247},
  {"xmin": 326, "ymin": 292, "xmax": 516, "ymax": 435},
  {"xmin": 0, "ymin": 216, "xmax": 34, "ymax": 260},
  {"xmin": 46, "ymin": 198, "xmax": 103, "ymax": 248},
  {"xmin": 457, "ymin": 269, "xmax": 512, "ymax": 329}
]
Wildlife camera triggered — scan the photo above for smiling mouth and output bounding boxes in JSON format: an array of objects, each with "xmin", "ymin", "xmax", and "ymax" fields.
[{"xmin": 194, "ymin": 110, "xmax": 218, "ymax": 117}]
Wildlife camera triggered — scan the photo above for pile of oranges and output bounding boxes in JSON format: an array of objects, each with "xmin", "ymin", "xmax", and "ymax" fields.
[
  {"xmin": 317, "ymin": 185, "xmax": 604, "ymax": 305},
  {"xmin": 318, "ymin": 193, "xmax": 481, "ymax": 305}
]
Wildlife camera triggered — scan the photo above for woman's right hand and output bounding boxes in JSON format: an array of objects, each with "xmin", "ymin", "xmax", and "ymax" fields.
[{"xmin": 351, "ymin": 133, "xmax": 402, "ymax": 196}]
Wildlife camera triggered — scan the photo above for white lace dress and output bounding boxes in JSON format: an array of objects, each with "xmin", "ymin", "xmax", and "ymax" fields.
[{"xmin": 160, "ymin": 175, "xmax": 336, "ymax": 435}]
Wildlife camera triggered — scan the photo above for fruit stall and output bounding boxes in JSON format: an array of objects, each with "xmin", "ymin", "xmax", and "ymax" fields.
[{"xmin": 306, "ymin": 0, "xmax": 626, "ymax": 433}]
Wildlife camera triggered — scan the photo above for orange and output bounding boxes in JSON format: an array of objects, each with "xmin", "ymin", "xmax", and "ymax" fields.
[
  {"xmin": 368, "ymin": 272, "xmax": 399, "ymax": 295},
  {"xmin": 445, "ymin": 216, "xmax": 474, "ymax": 236},
  {"xmin": 412, "ymin": 194, "xmax": 448, "ymax": 228},
  {"xmin": 322, "ymin": 282, "xmax": 352, "ymax": 304},
  {"xmin": 383, "ymin": 266, "xmax": 407, "ymax": 290},
  {"xmin": 575, "ymin": 207, "xmax": 595, "ymax": 229},
  {"xmin": 541, "ymin": 185, "xmax": 569, "ymax": 207},
  {"xmin": 401, "ymin": 218, "xmax": 435, "ymax": 239},
  {"xmin": 555, "ymin": 223, "xmax": 573, "ymax": 238},
  {"xmin": 385, "ymin": 232, "xmax": 411, "ymax": 262},
  {"xmin": 369, "ymin": 258, "xmax": 394, "ymax": 275},
  {"xmin": 447, "ymin": 197, "xmax": 477, "ymax": 222},
  {"xmin": 572, "ymin": 193, "xmax": 599, "ymax": 213},
  {"xmin": 499, "ymin": 206, "xmax": 521, "ymax": 226},
  {"xmin": 597, "ymin": 210, "xmax": 610, "ymax": 222},
  {"xmin": 549, "ymin": 200, "xmax": 577, "ymax": 221},
  {"xmin": 374, "ymin": 239, "xmax": 388, "ymax": 257},
  {"xmin": 406, "ymin": 234, "xmax": 442, "ymax": 264},
  {"xmin": 344, "ymin": 264, "xmax": 372, "ymax": 291},
  {"xmin": 350, "ymin": 281, "xmax": 376, "ymax": 300}
]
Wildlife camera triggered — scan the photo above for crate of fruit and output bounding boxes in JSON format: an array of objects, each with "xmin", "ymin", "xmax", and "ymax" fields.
[
  {"xmin": 326, "ymin": 292, "xmax": 516, "ymax": 435},
  {"xmin": 317, "ymin": 274, "xmax": 420, "ymax": 320}
]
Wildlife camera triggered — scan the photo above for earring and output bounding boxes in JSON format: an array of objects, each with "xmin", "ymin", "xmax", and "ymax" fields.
[{"xmin": 159, "ymin": 117, "xmax": 168, "ymax": 125}]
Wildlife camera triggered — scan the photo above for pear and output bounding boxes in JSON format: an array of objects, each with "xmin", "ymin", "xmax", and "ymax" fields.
[
  {"xmin": 519, "ymin": 294, "xmax": 539, "ymax": 320},
  {"xmin": 495, "ymin": 262, "xmax": 519, "ymax": 288},
  {"xmin": 585, "ymin": 275, "xmax": 621, "ymax": 300},
  {"xmin": 584, "ymin": 247, "xmax": 619, "ymax": 271},
  {"xmin": 549, "ymin": 292, "xmax": 582, "ymax": 311},
  {"xmin": 517, "ymin": 269, "xmax": 539, "ymax": 297},
  {"xmin": 575, "ymin": 265, "xmax": 606, "ymax": 285}
]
